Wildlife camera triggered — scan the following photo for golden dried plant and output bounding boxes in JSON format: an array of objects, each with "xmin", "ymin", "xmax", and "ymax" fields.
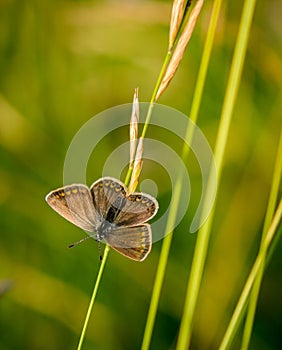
[
  {"xmin": 169, "ymin": 0, "xmax": 192, "ymax": 50},
  {"xmin": 129, "ymin": 88, "xmax": 139, "ymax": 168},
  {"xmin": 156, "ymin": 0, "xmax": 204, "ymax": 101},
  {"xmin": 128, "ymin": 137, "xmax": 144, "ymax": 194}
]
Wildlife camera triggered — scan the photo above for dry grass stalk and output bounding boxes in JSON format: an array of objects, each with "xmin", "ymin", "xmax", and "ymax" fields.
[
  {"xmin": 169, "ymin": 0, "xmax": 192, "ymax": 50},
  {"xmin": 156, "ymin": 0, "xmax": 204, "ymax": 101},
  {"xmin": 128, "ymin": 137, "xmax": 144, "ymax": 194},
  {"xmin": 129, "ymin": 88, "xmax": 139, "ymax": 167}
]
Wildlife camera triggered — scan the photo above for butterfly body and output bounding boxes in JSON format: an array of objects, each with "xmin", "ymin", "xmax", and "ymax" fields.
[{"xmin": 46, "ymin": 177, "xmax": 158, "ymax": 261}]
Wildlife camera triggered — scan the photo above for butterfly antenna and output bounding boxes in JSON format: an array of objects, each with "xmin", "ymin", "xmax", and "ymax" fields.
[
  {"xmin": 68, "ymin": 234, "xmax": 96, "ymax": 249},
  {"xmin": 98, "ymin": 240, "xmax": 103, "ymax": 262}
]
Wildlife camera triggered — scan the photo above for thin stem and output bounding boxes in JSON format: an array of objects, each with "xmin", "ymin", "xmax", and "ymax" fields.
[
  {"xmin": 77, "ymin": 245, "xmax": 110, "ymax": 350},
  {"xmin": 176, "ymin": 0, "xmax": 257, "ymax": 348},
  {"xmin": 241, "ymin": 131, "xmax": 282, "ymax": 350},
  {"xmin": 218, "ymin": 199, "xmax": 282, "ymax": 350},
  {"xmin": 141, "ymin": 51, "xmax": 172, "ymax": 139},
  {"xmin": 77, "ymin": 26, "xmax": 173, "ymax": 350},
  {"xmin": 141, "ymin": 171, "xmax": 185, "ymax": 350},
  {"xmin": 152, "ymin": 50, "xmax": 172, "ymax": 105},
  {"xmin": 124, "ymin": 166, "xmax": 133, "ymax": 187},
  {"xmin": 141, "ymin": 1, "xmax": 223, "ymax": 349}
]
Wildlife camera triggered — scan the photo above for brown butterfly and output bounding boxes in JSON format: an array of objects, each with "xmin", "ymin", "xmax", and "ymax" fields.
[{"xmin": 45, "ymin": 177, "xmax": 159, "ymax": 261}]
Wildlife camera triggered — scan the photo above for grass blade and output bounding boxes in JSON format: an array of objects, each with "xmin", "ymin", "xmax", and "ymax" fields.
[
  {"xmin": 141, "ymin": 1, "xmax": 223, "ymax": 348},
  {"xmin": 240, "ymin": 131, "xmax": 282, "ymax": 349},
  {"xmin": 176, "ymin": 0, "xmax": 257, "ymax": 348},
  {"xmin": 218, "ymin": 198, "xmax": 282, "ymax": 350},
  {"xmin": 77, "ymin": 245, "xmax": 110, "ymax": 350}
]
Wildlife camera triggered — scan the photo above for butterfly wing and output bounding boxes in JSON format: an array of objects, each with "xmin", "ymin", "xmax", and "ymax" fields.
[
  {"xmin": 115, "ymin": 192, "xmax": 159, "ymax": 227},
  {"xmin": 90, "ymin": 177, "xmax": 127, "ymax": 222},
  {"xmin": 104, "ymin": 224, "xmax": 152, "ymax": 261},
  {"xmin": 45, "ymin": 184, "xmax": 99, "ymax": 232},
  {"xmin": 90, "ymin": 177, "xmax": 158, "ymax": 226}
]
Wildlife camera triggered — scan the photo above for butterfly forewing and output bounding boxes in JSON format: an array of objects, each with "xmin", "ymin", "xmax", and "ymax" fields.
[
  {"xmin": 104, "ymin": 224, "xmax": 152, "ymax": 261},
  {"xmin": 46, "ymin": 184, "xmax": 99, "ymax": 232},
  {"xmin": 90, "ymin": 177, "xmax": 127, "ymax": 221},
  {"xmin": 46, "ymin": 177, "xmax": 159, "ymax": 261},
  {"xmin": 90, "ymin": 177, "xmax": 158, "ymax": 226}
]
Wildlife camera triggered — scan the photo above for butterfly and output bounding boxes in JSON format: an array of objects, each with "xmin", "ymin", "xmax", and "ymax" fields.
[{"xmin": 45, "ymin": 177, "xmax": 159, "ymax": 261}]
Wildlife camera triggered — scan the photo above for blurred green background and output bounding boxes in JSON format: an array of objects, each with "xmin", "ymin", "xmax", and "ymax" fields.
[{"xmin": 0, "ymin": 0, "xmax": 281, "ymax": 349}]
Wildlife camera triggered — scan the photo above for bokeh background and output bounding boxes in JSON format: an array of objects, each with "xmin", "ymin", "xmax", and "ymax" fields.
[{"xmin": 0, "ymin": 0, "xmax": 281, "ymax": 349}]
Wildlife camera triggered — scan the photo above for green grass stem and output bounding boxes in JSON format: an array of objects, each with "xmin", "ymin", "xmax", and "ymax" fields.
[
  {"xmin": 77, "ymin": 245, "xmax": 110, "ymax": 350},
  {"xmin": 141, "ymin": 171, "xmax": 185, "ymax": 350},
  {"xmin": 176, "ymin": 0, "xmax": 257, "ymax": 348},
  {"xmin": 141, "ymin": 51, "xmax": 172, "ymax": 139},
  {"xmin": 218, "ymin": 198, "xmax": 282, "ymax": 350},
  {"xmin": 77, "ymin": 38, "xmax": 173, "ymax": 350},
  {"xmin": 240, "ymin": 131, "xmax": 282, "ymax": 349},
  {"xmin": 141, "ymin": 1, "xmax": 223, "ymax": 349},
  {"xmin": 124, "ymin": 166, "xmax": 133, "ymax": 188}
]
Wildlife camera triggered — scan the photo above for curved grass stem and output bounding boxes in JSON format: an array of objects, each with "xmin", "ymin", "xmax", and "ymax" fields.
[
  {"xmin": 77, "ymin": 37, "xmax": 173, "ymax": 350},
  {"xmin": 240, "ymin": 131, "xmax": 282, "ymax": 350},
  {"xmin": 77, "ymin": 245, "xmax": 110, "ymax": 350},
  {"xmin": 176, "ymin": 0, "xmax": 257, "ymax": 348},
  {"xmin": 141, "ymin": 1, "xmax": 223, "ymax": 349},
  {"xmin": 218, "ymin": 198, "xmax": 282, "ymax": 350}
]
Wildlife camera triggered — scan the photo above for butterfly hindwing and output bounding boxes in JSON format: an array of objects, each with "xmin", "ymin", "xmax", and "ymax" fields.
[
  {"xmin": 46, "ymin": 177, "xmax": 159, "ymax": 261},
  {"xmin": 115, "ymin": 192, "xmax": 158, "ymax": 227},
  {"xmin": 45, "ymin": 184, "xmax": 99, "ymax": 232},
  {"xmin": 104, "ymin": 224, "xmax": 152, "ymax": 261}
]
